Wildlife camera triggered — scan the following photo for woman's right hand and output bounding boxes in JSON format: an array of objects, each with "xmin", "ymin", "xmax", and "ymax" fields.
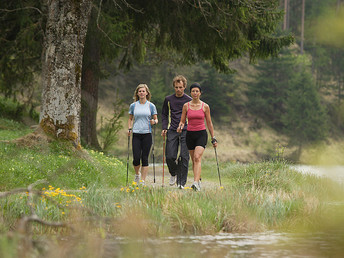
[
  {"xmin": 127, "ymin": 128, "xmax": 132, "ymax": 136},
  {"xmin": 177, "ymin": 124, "xmax": 184, "ymax": 133}
]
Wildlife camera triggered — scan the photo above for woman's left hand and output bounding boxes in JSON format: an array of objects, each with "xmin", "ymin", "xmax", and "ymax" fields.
[{"xmin": 211, "ymin": 137, "xmax": 218, "ymax": 148}]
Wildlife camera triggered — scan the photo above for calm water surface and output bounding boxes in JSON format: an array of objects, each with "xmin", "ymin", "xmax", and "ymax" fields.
[{"xmin": 103, "ymin": 231, "xmax": 343, "ymax": 257}]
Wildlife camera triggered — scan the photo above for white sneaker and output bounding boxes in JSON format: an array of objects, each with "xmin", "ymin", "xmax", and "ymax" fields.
[
  {"xmin": 140, "ymin": 180, "xmax": 145, "ymax": 186},
  {"xmin": 169, "ymin": 175, "xmax": 176, "ymax": 186},
  {"xmin": 178, "ymin": 184, "xmax": 184, "ymax": 189},
  {"xmin": 191, "ymin": 181, "xmax": 201, "ymax": 191},
  {"xmin": 134, "ymin": 173, "xmax": 141, "ymax": 184}
]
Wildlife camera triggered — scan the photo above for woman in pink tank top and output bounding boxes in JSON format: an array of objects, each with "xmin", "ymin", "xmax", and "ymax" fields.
[{"xmin": 177, "ymin": 83, "xmax": 218, "ymax": 191}]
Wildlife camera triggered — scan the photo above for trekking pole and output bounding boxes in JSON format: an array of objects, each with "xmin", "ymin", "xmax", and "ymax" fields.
[
  {"xmin": 126, "ymin": 134, "xmax": 130, "ymax": 186},
  {"xmin": 177, "ymin": 132, "xmax": 182, "ymax": 188},
  {"xmin": 214, "ymin": 147, "xmax": 222, "ymax": 187},
  {"xmin": 152, "ymin": 125, "xmax": 156, "ymax": 184},
  {"xmin": 162, "ymin": 134, "xmax": 166, "ymax": 187}
]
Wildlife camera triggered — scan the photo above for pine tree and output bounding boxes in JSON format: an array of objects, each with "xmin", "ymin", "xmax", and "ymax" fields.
[
  {"xmin": 247, "ymin": 48, "xmax": 295, "ymax": 129},
  {"xmin": 191, "ymin": 63, "xmax": 235, "ymax": 121},
  {"xmin": 282, "ymin": 63, "xmax": 328, "ymax": 154}
]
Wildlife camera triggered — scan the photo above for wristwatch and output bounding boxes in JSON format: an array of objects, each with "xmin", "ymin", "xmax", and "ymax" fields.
[{"xmin": 211, "ymin": 137, "xmax": 217, "ymax": 144}]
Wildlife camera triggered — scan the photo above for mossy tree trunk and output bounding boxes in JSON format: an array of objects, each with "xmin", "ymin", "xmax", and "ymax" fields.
[{"xmin": 40, "ymin": 0, "xmax": 92, "ymax": 149}]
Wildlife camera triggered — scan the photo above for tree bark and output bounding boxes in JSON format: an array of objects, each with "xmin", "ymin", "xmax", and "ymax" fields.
[
  {"xmin": 300, "ymin": 0, "xmax": 305, "ymax": 55},
  {"xmin": 283, "ymin": 0, "xmax": 288, "ymax": 30},
  {"xmin": 80, "ymin": 7, "xmax": 101, "ymax": 150},
  {"xmin": 40, "ymin": 0, "xmax": 92, "ymax": 149}
]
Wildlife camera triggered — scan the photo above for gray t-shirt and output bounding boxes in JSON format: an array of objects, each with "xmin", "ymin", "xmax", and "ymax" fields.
[{"xmin": 129, "ymin": 100, "xmax": 157, "ymax": 134}]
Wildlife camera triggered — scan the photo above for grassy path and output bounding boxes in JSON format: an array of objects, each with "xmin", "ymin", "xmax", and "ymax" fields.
[{"xmin": 142, "ymin": 164, "xmax": 221, "ymax": 190}]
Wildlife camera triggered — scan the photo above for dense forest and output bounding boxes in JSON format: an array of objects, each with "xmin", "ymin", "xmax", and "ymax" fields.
[
  {"xmin": 98, "ymin": 0, "xmax": 344, "ymax": 162},
  {"xmin": 1, "ymin": 0, "xmax": 344, "ymax": 163}
]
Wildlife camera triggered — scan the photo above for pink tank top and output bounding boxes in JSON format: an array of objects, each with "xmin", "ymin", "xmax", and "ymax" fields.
[{"xmin": 187, "ymin": 102, "xmax": 206, "ymax": 131}]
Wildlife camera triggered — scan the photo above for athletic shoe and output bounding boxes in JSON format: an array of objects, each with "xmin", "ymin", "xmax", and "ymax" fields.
[
  {"xmin": 191, "ymin": 181, "xmax": 201, "ymax": 191},
  {"xmin": 169, "ymin": 175, "xmax": 176, "ymax": 186},
  {"xmin": 178, "ymin": 185, "xmax": 184, "ymax": 189},
  {"xmin": 134, "ymin": 173, "xmax": 141, "ymax": 184},
  {"xmin": 140, "ymin": 180, "xmax": 145, "ymax": 186}
]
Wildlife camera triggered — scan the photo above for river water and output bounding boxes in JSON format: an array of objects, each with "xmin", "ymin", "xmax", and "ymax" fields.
[
  {"xmin": 104, "ymin": 165, "xmax": 344, "ymax": 257},
  {"xmin": 292, "ymin": 164, "xmax": 344, "ymax": 185},
  {"xmin": 103, "ymin": 230, "xmax": 343, "ymax": 257}
]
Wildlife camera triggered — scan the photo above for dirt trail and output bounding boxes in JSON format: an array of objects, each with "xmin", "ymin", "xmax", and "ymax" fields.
[{"xmin": 132, "ymin": 164, "xmax": 222, "ymax": 190}]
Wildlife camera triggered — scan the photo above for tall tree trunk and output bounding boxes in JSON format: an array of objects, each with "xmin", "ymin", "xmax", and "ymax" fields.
[
  {"xmin": 287, "ymin": 0, "xmax": 290, "ymax": 29},
  {"xmin": 40, "ymin": 0, "xmax": 92, "ymax": 149},
  {"xmin": 81, "ymin": 7, "xmax": 101, "ymax": 150},
  {"xmin": 283, "ymin": 0, "xmax": 288, "ymax": 30},
  {"xmin": 300, "ymin": 0, "xmax": 305, "ymax": 55}
]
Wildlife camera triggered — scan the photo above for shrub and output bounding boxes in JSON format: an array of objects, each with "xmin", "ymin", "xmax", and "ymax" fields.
[{"xmin": 0, "ymin": 96, "xmax": 24, "ymax": 121}]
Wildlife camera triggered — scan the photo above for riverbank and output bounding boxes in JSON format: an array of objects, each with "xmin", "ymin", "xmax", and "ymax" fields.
[{"xmin": 1, "ymin": 118, "xmax": 344, "ymax": 257}]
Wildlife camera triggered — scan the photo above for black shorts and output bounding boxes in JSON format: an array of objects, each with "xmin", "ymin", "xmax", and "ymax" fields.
[{"xmin": 186, "ymin": 130, "xmax": 208, "ymax": 150}]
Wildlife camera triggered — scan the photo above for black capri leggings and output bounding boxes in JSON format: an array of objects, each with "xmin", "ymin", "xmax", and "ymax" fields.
[{"xmin": 132, "ymin": 133, "xmax": 152, "ymax": 166}]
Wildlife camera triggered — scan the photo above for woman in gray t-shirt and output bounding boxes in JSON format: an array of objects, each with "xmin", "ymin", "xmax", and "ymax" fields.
[{"xmin": 128, "ymin": 84, "xmax": 158, "ymax": 185}]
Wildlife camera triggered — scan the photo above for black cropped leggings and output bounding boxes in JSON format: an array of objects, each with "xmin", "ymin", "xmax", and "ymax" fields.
[{"xmin": 132, "ymin": 133, "xmax": 152, "ymax": 167}]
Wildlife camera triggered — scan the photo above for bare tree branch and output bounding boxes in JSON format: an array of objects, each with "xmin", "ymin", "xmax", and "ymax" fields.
[
  {"xmin": 0, "ymin": 7, "xmax": 43, "ymax": 15},
  {"xmin": 96, "ymin": 0, "xmax": 128, "ymax": 48}
]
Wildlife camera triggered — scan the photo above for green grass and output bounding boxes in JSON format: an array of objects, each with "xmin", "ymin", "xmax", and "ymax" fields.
[
  {"xmin": 0, "ymin": 118, "xmax": 33, "ymax": 140},
  {"xmin": 0, "ymin": 142, "xmax": 127, "ymax": 191},
  {"xmin": 1, "ymin": 117, "xmax": 344, "ymax": 257},
  {"xmin": 0, "ymin": 118, "xmax": 127, "ymax": 190}
]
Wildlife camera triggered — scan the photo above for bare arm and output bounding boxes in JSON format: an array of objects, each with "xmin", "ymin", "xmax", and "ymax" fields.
[
  {"xmin": 128, "ymin": 114, "xmax": 134, "ymax": 136},
  {"xmin": 204, "ymin": 104, "xmax": 218, "ymax": 147},
  {"xmin": 177, "ymin": 103, "xmax": 188, "ymax": 133}
]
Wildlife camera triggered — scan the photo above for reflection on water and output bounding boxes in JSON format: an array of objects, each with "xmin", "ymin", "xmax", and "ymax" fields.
[{"xmin": 103, "ymin": 231, "xmax": 344, "ymax": 257}]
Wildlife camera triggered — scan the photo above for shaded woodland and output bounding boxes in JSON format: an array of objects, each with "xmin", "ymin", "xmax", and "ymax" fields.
[{"xmin": 1, "ymin": 0, "xmax": 344, "ymax": 161}]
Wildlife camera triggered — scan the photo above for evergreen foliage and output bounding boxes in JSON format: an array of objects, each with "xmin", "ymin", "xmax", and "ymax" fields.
[
  {"xmin": 247, "ymin": 48, "xmax": 296, "ymax": 129},
  {"xmin": 0, "ymin": 0, "xmax": 44, "ymax": 98},
  {"xmin": 191, "ymin": 63, "xmax": 236, "ymax": 121},
  {"xmin": 122, "ymin": 0, "xmax": 293, "ymax": 72},
  {"xmin": 247, "ymin": 47, "xmax": 328, "ymax": 146},
  {"xmin": 282, "ymin": 64, "xmax": 328, "ymax": 145}
]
